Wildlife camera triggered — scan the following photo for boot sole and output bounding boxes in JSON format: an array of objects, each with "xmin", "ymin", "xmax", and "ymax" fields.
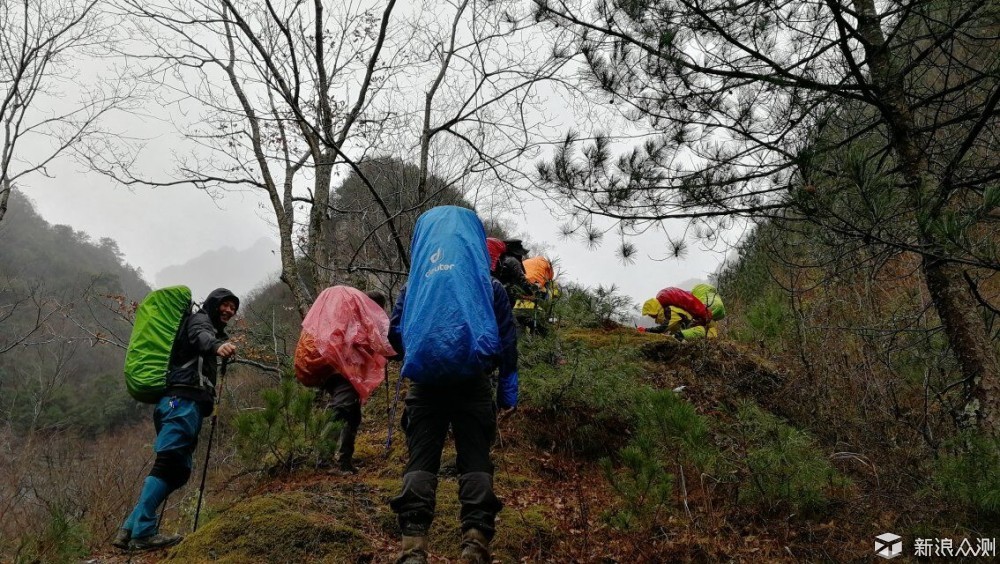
[{"xmin": 128, "ymin": 537, "xmax": 182, "ymax": 552}]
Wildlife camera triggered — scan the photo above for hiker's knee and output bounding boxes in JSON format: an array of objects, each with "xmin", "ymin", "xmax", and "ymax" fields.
[
  {"xmin": 150, "ymin": 449, "xmax": 192, "ymax": 490},
  {"xmin": 391, "ymin": 471, "xmax": 438, "ymax": 534},
  {"xmin": 333, "ymin": 402, "xmax": 361, "ymax": 427}
]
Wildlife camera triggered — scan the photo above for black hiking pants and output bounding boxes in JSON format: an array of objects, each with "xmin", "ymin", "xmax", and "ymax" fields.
[
  {"xmin": 389, "ymin": 377, "xmax": 502, "ymax": 539},
  {"xmin": 320, "ymin": 375, "xmax": 362, "ymax": 463}
]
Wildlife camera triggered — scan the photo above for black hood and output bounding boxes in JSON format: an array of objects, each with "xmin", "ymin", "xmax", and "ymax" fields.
[
  {"xmin": 503, "ymin": 239, "xmax": 528, "ymax": 258},
  {"xmin": 203, "ymin": 288, "xmax": 240, "ymax": 327}
]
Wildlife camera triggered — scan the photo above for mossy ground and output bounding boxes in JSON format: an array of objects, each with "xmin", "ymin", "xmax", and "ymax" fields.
[{"xmin": 166, "ymin": 491, "xmax": 370, "ymax": 563}]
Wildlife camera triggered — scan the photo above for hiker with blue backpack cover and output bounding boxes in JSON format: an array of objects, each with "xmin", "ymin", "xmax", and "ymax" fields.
[
  {"xmin": 388, "ymin": 206, "xmax": 518, "ymax": 564},
  {"xmin": 113, "ymin": 288, "xmax": 239, "ymax": 552}
]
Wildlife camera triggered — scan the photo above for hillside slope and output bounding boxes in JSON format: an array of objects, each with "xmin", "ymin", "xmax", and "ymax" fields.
[{"xmin": 89, "ymin": 329, "xmax": 895, "ymax": 563}]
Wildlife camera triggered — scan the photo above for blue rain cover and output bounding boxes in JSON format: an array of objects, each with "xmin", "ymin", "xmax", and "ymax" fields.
[{"xmin": 401, "ymin": 206, "xmax": 501, "ymax": 383}]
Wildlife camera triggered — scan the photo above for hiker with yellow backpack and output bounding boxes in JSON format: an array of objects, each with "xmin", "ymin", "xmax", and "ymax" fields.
[
  {"xmin": 641, "ymin": 284, "xmax": 726, "ymax": 340},
  {"xmin": 115, "ymin": 287, "xmax": 239, "ymax": 552},
  {"xmin": 513, "ymin": 256, "xmax": 559, "ymax": 335}
]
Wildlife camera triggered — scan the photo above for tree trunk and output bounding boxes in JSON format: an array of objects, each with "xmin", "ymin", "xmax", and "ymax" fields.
[
  {"xmin": 308, "ymin": 148, "xmax": 336, "ymax": 293},
  {"xmin": 852, "ymin": 0, "xmax": 1000, "ymax": 432},
  {"xmin": 922, "ymin": 257, "xmax": 1000, "ymax": 429},
  {"xmin": 0, "ymin": 178, "xmax": 10, "ymax": 224},
  {"xmin": 275, "ymin": 185, "xmax": 311, "ymax": 320}
]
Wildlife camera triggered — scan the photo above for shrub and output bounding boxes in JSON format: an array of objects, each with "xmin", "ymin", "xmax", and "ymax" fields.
[
  {"xmin": 519, "ymin": 336, "xmax": 645, "ymax": 456},
  {"xmin": 233, "ymin": 376, "xmax": 341, "ymax": 474},
  {"xmin": 12, "ymin": 508, "xmax": 89, "ymax": 564},
  {"xmin": 934, "ymin": 432, "xmax": 1000, "ymax": 519},
  {"xmin": 732, "ymin": 291, "xmax": 791, "ymax": 349},
  {"xmin": 602, "ymin": 390, "xmax": 721, "ymax": 529},
  {"xmin": 732, "ymin": 402, "xmax": 847, "ymax": 516},
  {"xmin": 601, "ymin": 435, "xmax": 674, "ymax": 530},
  {"xmin": 550, "ymin": 283, "xmax": 634, "ymax": 329},
  {"xmin": 635, "ymin": 390, "xmax": 719, "ymax": 472}
]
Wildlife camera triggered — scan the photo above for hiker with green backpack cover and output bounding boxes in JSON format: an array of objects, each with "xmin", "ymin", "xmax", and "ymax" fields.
[{"xmin": 114, "ymin": 287, "xmax": 239, "ymax": 552}]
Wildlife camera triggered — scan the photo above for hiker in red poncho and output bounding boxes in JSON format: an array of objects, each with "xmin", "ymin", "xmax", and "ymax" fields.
[{"xmin": 294, "ymin": 287, "xmax": 395, "ymax": 473}]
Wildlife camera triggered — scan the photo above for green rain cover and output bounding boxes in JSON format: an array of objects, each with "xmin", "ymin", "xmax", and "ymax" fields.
[
  {"xmin": 691, "ymin": 284, "xmax": 726, "ymax": 321},
  {"xmin": 124, "ymin": 286, "xmax": 192, "ymax": 403}
]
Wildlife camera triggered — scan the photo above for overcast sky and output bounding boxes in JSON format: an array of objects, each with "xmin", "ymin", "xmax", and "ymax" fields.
[{"xmin": 11, "ymin": 0, "xmax": 734, "ymax": 314}]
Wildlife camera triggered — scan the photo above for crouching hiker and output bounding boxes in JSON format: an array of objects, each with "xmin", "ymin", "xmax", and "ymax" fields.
[
  {"xmin": 388, "ymin": 206, "xmax": 519, "ymax": 564},
  {"xmin": 293, "ymin": 287, "xmax": 394, "ymax": 474},
  {"xmin": 114, "ymin": 288, "xmax": 239, "ymax": 552}
]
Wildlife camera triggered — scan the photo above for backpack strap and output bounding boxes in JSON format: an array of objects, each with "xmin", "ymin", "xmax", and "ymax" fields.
[{"xmin": 172, "ymin": 301, "xmax": 215, "ymax": 393}]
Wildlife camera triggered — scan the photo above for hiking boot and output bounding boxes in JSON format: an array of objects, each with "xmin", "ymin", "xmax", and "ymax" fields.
[
  {"xmin": 111, "ymin": 528, "xmax": 130, "ymax": 550},
  {"xmin": 394, "ymin": 535, "xmax": 428, "ymax": 564},
  {"xmin": 459, "ymin": 528, "xmax": 491, "ymax": 563},
  {"xmin": 328, "ymin": 458, "xmax": 357, "ymax": 476},
  {"xmin": 129, "ymin": 533, "xmax": 183, "ymax": 551},
  {"xmin": 337, "ymin": 456, "xmax": 357, "ymax": 474}
]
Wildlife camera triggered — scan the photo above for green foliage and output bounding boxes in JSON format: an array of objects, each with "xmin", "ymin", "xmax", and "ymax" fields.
[
  {"xmin": 602, "ymin": 390, "xmax": 721, "ymax": 529},
  {"xmin": 0, "ymin": 191, "xmax": 147, "ymax": 297},
  {"xmin": 0, "ymin": 191, "xmax": 151, "ymax": 434},
  {"xmin": 4, "ymin": 370, "xmax": 143, "ymax": 435},
  {"xmin": 550, "ymin": 282, "xmax": 634, "ymax": 328},
  {"xmin": 737, "ymin": 291, "xmax": 792, "ymax": 347},
  {"xmin": 635, "ymin": 390, "xmax": 719, "ymax": 472},
  {"xmin": 934, "ymin": 433, "xmax": 1000, "ymax": 518},
  {"xmin": 601, "ymin": 435, "xmax": 674, "ymax": 530},
  {"xmin": 233, "ymin": 376, "xmax": 341, "ymax": 473},
  {"xmin": 518, "ymin": 333, "xmax": 645, "ymax": 456},
  {"xmin": 733, "ymin": 402, "xmax": 847, "ymax": 515},
  {"xmin": 12, "ymin": 508, "xmax": 89, "ymax": 564},
  {"xmin": 521, "ymin": 334, "xmax": 643, "ymax": 419}
]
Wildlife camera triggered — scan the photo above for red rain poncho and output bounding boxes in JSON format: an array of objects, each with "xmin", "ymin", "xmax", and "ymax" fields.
[
  {"xmin": 486, "ymin": 237, "xmax": 506, "ymax": 272},
  {"xmin": 294, "ymin": 286, "xmax": 396, "ymax": 403},
  {"xmin": 655, "ymin": 287, "xmax": 712, "ymax": 325}
]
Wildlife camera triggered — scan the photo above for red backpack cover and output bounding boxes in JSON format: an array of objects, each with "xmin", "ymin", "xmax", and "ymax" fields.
[
  {"xmin": 294, "ymin": 286, "xmax": 395, "ymax": 403},
  {"xmin": 655, "ymin": 287, "xmax": 712, "ymax": 325}
]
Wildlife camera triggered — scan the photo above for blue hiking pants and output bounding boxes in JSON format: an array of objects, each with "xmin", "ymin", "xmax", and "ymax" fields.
[{"xmin": 123, "ymin": 396, "xmax": 204, "ymax": 538}]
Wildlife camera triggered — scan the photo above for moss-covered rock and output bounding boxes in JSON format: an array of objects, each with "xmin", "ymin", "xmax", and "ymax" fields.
[{"xmin": 165, "ymin": 491, "xmax": 371, "ymax": 563}]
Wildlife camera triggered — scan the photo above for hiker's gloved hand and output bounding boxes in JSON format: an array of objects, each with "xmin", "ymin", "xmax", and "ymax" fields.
[
  {"xmin": 497, "ymin": 370, "xmax": 518, "ymax": 409},
  {"xmin": 216, "ymin": 342, "xmax": 237, "ymax": 358}
]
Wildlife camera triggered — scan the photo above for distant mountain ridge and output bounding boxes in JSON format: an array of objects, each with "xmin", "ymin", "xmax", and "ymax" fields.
[
  {"xmin": 154, "ymin": 237, "xmax": 281, "ymax": 302},
  {"xmin": 0, "ymin": 190, "xmax": 152, "ymax": 434},
  {"xmin": 0, "ymin": 191, "xmax": 150, "ymax": 298}
]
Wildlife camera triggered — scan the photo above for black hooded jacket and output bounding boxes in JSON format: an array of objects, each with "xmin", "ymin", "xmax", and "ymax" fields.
[{"xmin": 165, "ymin": 288, "xmax": 239, "ymax": 413}]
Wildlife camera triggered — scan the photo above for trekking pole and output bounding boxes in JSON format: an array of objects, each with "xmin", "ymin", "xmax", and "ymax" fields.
[
  {"xmin": 193, "ymin": 359, "xmax": 226, "ymax": 532},
  {"xmin": 157, "ymin": 493, "xmax": 170, "ymax": 531},
  {"xmin": 383, "ymin": 364, "xmax": 391, "ymax": 455}
]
